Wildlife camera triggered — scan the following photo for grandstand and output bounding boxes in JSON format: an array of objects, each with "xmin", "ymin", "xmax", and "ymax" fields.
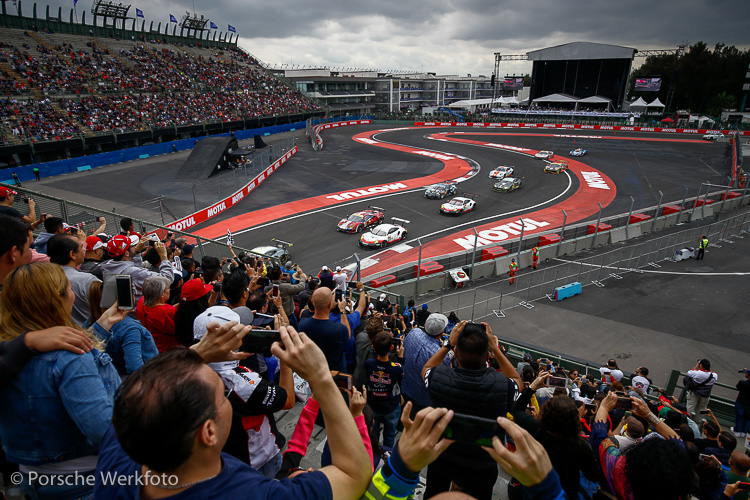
[{"xmin": 0, "ymin": 4, "xmax": 323, "ymax": 165}]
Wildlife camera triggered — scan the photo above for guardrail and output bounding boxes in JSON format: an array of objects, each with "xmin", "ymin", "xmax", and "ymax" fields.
[{"xmin": 306, "ymin": 117, "xmax": 373, "ymax": 151}]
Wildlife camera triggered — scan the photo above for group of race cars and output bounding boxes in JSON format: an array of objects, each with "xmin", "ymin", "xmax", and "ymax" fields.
[{"xmin": 333, "ymin": 147, "xmax": 589, "ymax": 250}]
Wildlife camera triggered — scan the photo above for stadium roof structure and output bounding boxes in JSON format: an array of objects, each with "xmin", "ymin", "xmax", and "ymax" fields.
[
  {"xmin": 527, "ymin": 42, "xmax": 636, "ymax": 61},
  {"xmin": 447, "ymin": 97, "xmax": 521, "ymax": 109}
]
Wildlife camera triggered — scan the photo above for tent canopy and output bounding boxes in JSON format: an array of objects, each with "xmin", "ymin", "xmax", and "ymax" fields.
[
  {"xmin": 531, "ymin": 93, "xmax": 579, "ymax": 104},
  {"xmin": 578, "ymin": 95, "xmax": 612, "ymax": 104},
  {"xmin": 646, "ymin": 98, "xmax": 665, "ymax": 108}
]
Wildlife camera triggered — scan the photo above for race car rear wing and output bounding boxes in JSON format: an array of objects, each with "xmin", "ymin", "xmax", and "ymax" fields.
[
  {"xmin": 391, "ymin": 217, "xmax": 411, "ymax": 226},
  {"xmin": 461, "ymin": 192, "xmax": 480, "ymax": 199},
  {"xmin": 271, "ymin": 238, "xmax": 293, "ymax": 249},
  {"xmin": 368, "ymin": 206, "xmax": 387, "ymax": 212}
]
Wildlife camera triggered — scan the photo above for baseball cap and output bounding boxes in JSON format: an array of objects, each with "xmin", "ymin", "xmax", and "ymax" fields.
[
  {"xmin": 0, "ymin": 187, "xmax": 18, "ymax": 197},
  {"xmin": 422, "ymin": 303, "xmax": 428, "ymax": 310},
  {"xmin": 379, "ymin": 293, "xmax": 386, "ymax": 301},
  {"xmin": 424, "ymin": 313, "xmax": 448, "ymax": 337},
  {"xmin": 146, "ymin": 233, "xmax": 160, "ymax": 242},
  {"xmin": 183, "ymin": 244, "xmax": 195, "ymax": 254},
  {"xmin": 174, "ymin": 237, "xmax": 187, "ymax": 246},
  {"xmin": 85, "ymin": 235, "xmax": 104, "ymax": 251},
  {"xmin": 335, "ymin": 266, "xmax": 342, "ymax": 272},
  {"xmin": 321, "ymin": 265, "xmax": 329, "ymax": 271},
  {"xmin": 107, "ymin": 234, "xmax": 139, "ymax": 257},
  {"xmin": 523, "ymin": 353, "xmax": 533, "ymax": 362},
  {"xmin": 181, "ymin": 278, "xmax": 213, "ymax": 301},
  {"xmin": 284, "ymin": 261, "xmax": 293, "ymax": 269},
  {"xmin": 193, "ymin": 306, "xmax": 241, "ymax": 372}
]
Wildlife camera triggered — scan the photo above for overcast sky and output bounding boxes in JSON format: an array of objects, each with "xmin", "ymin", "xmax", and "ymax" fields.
[{"xmin": 21, "ymin": 0, "xmax": 750, "ymax": 76}]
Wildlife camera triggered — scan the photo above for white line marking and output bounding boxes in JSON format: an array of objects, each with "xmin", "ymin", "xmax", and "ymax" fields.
[{"xmin": 554, "ymin": 258, "xmax": 750, "ymax": 276}]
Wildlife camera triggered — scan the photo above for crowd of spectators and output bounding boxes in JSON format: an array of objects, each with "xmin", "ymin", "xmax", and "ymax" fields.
[
  {"xmin": 0, "ymin": 32, "xmax": 320, "ymax": 142},
  {"xmin": 0, "ymin": 185, "xmax": 749, "ymax": 500}
]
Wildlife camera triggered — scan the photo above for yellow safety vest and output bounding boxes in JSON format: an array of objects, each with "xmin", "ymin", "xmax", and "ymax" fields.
[{"xmin": 700, "ymin": 238, "xmax": 708, "ymax": 249}]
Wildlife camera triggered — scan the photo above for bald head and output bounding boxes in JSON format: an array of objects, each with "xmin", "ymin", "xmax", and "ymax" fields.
[
  {"xmin": 730, "ymin": 451, "xmax": 750, "ymax": 475},
  {"xmin": 311, "ymin": 287, "xmax": 334, "ymax": 318}
]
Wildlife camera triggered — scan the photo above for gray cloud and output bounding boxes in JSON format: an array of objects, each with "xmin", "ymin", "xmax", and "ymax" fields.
[{"xmin": 11, "ymin": 0, "xmax": 750, "ymax": 75}]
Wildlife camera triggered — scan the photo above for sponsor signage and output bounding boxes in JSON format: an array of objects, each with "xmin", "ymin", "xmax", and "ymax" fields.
[{"xmin": 412, "ymin": 122, "xmax": 749, "ymax": 136}]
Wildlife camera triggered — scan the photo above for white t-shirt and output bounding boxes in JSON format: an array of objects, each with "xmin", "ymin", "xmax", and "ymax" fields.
[
  {"xmin": 600, "ymin": 367, "xmax": 624, "ymax": 383},
  {"xmin": 631, "ymin": 375, "xmax": 651, "ymax": 393}
]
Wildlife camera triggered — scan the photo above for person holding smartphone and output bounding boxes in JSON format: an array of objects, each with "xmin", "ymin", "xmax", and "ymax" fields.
[
  {"xmin": 419, "ymin": 322, "xmax": 521, "ymax": 500},
  {"xmin": 364, "ymin": 332, "xmax": 404, "ymax": 449}
]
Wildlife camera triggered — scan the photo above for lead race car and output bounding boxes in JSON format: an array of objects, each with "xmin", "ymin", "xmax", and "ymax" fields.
[
  {"xmin": 250, "ymin": 238, "xmax": 292, "ymax": 265},
  {"xmin": 535, "ymin": 150, "xmax": 554, "ymax": 159},
  {"xmin": 439, "ymin": 194, "xmax": 478, "ymax": 216},
  {"xmin": 424, "ymin": 181, "xmax": 458, "ymax": 199},
  {"xmin": 569, "ymin": 148, "xmax": 587, "ymax": 157},
  {"xmin": 336, "ymin": 206, "xmax": 386, "ymax": 233},
  {"xmin": 544, "ymin": 162, "xmax": 569, "ymax": 174},
  {"xmin": 489, "ymin": 166, "xmax": 515, "ymax": 179},
  {"xmin": 359, "ymin": 218, "xmax": 409, "ymax": 249}
]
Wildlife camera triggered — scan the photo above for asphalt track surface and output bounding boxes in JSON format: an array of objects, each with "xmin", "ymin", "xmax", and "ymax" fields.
[{"xmin": 37, "ymin": 124, "xmax": 749, "ymax": 390}]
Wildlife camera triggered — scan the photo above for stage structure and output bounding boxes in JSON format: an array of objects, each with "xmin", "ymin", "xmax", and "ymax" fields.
[
  {"xmin": 180, "ymin": 12, "xmax": 208, "ymax": 38},
  {"xmin": 90, "ymin": 0, "xmax": 130, "ymax": 30}
]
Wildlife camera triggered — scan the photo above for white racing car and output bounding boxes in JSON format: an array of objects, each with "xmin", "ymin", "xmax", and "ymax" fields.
[
  {"xmin": 535, "ymin": 150, "xmax": 554, "ymax": 159},
  {"xmin": 359, "ymin": 218, "xmax": 409, "ymax": 249},
  {"xmin": 489, "ymin": 166, "xmax": 515, "ymax": 179},
  {"xmin": 439, "ymin": 195, "xmax": 477, "ymax": 216}
]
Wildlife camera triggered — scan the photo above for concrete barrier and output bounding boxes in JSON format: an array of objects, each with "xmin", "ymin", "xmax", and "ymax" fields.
[
  {"xmin": 609, "ymin": 227, "xmax": 628, "ymax": 244},
  {"xmin": 470, "ymin": 260, "xmax": 496, "ymax": 279},
  {"xmin": 556, "ymin": 240, "xmax": 577, "ymax": 256},
  {"xmin": 553, "ymin": 282, "xmax": 582, "ymax": 301},
  {"xmin": 574, "ymin": 235, "xmax": 595, "ymax": 252},
  {"xmin": 415, "ymin": 274, "xmax": 445, "ymax": 294}
]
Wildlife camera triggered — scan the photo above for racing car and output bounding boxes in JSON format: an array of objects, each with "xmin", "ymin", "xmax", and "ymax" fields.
[
  {"xmin": 535, "ymin": 150, "xmax": 554, "ymax": 159},
  {"xmin": 544, "ymin": 162, "xmax": 569, "ymax": 174},
  {"xmin": 439, "ymin": 195, "xmax": 477, "ymax": 216},
  {"xmin": 359, "ymin": 218, "xmax": 409, "ymax": 249},
  {"xmin": 489, "ymin": 166, "xmax": 515, "ymax": 179},
  {"xmin": 336, "ymin": 206, "xmax": 385, "ymax": 233},
  {"xmin": 702, "ymin": 132, "xmax": 724, "ymax": 141},
  {"xmin": 569, "ymin": 148, "xmax": 587, "ymax": 157},
  {"xmin": 251, "ymin": 238, "xmax": 292, "ymax": 264},
  {"xmin": 493, "ymin": 177, "xmax": 523, "ymax": 193},
  {"xmin": 424, "ymin": 181, "xmax": 458, "ymax": 199}
]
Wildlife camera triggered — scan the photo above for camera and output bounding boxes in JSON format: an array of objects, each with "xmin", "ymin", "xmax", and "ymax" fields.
[{"xmin": 20, "ymin": 196, "xmax": 29, "ymax": 204}]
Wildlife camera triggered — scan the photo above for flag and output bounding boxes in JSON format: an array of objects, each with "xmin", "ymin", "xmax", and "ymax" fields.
[
  {"xmin": 136, "ymin": 8, "xmax": 144, "ymax": 17},
  {"xmin": 226, "ymin": 230, "xmax": 234, "ymax": 246},
  {"xmin": 169, "ymin": 14, "xmax": 177, "ymax": 23},
  {"xmin": 73, "ymin": 0, "xmax": 78, "ymax": 6},
  {"xmin": 210, "ymin": 21, "xmax": 218, "ymax": 29},
  {"xmin": 228, "ymin": 24, "xmax": 236, "ymax": 33}
]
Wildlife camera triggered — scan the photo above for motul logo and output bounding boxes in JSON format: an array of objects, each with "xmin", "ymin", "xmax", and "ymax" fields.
[
  {"xmin": 326, "ymin": 183, "xmax": 408, "ymax": 201},
  {"xmin": 168, "ymin": 217, "xmax": 196, "ymax": 232},
  {"xmin": 453, "ymin": 219, "xmax": 551, "ymax": 250},
  {"xmin": 582, "ymin": 172, "xmax": 610, "ymax": 190}
]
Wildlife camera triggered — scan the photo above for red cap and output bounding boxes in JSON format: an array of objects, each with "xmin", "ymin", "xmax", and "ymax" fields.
[
  {"xmin": 0, "ymin": 187, "xmax": 18, "ymax": 197},
  {"xmin": 86, "ymin": 235, "xmax": 105, "ymax": 251},
  {"xmin": 107, "ymin": 234, "xmax": 138, "ymax": 257},
  {"xmin": 181, "ymin": 279, "xmax": 213, "ymax": 302}
]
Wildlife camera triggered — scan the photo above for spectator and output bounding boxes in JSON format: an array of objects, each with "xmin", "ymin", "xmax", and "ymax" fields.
[
  {"xmin": 401, "ymin": 312, "xmax": 450, "ymax": 414},
  {"xmin": 733, "ymin": 368, "xmax": 750, "ymax": 437},
  {"xmin": 96, "ymin": 326, "xmax": 372, "ymax": 498},
  {"xmin": 332, "ymin": 265, "xmax": 347, "ymax": 291},
  {"xmin": 365, "ymin": 331, "xmax": 404, "ymax": 449},
  {"xmin": 600, "ymin": 358, "xmax": 623, "ymax": 384},
  {"xmin": 193, "ymin": 306, "xmax": 295, "ymax": 478},
  {"xmin": 33, "ymin": 215, "xmax": 65, "ymax": 255},
  {"xmin": 415, "ymin": 303, "xmax": 430, "ymax": 326},
  {"xmin": 685, "ymin": 359, "xmax": 718, "ymax": 418},
  {"xmin": 297, "ymin": 276, "xmax": 318, "ymax": 315},
  {"xmin": 0, "ymin": 214, "xmax": 32, "ymax": 294},
  {"xmin": 0, "ymin": 262, "xmax": 126, "ymax": 499},
  {"xmin": 402, "ymin": 299, "xmax": 416, "ymax": 325},
  {"xmin": 221, "ymin": 269, "xmax": 256, "ymax": 325},
  {"xmin": 299, "ymin": 287, "xmax": 350, "ymax": 372},
  {"xmin": 47, "ymin": 232, "xmax": 100, "ymax": 326},
  {"xmin": 702, "ymin": 430, "xmax": 738, "ymax": 466},
  {"xmin": 100, "ymin": 235, "xmax": 174, "ymax": 301},
  {"xmin": 136, "ymin": 276, "xmax": 178, "ymax": 352},
  {"xmin": 353, "ymin": 311, "xmax": 384, "ymax": 389},
  {"xmin": 174, "ymin": 278, "xmax": 214, "ymax": 346},
  {"xmin": 264, "ymin": 264, "xmax": 305, "ymax": 320},
  {"xmin": 79, "ymin": 235, "xmax": 106, "ymax": 279},
  {"xmin": 88, "ymin": 281, "xmax": 158, "ymax": 376},
  {"xmin": 630, "ymin": 366, "xmax": 652, "ymax": 393},
  {"xmin": 375, "ymin": 293, "xmax": 391, "ymax": 314},
  {"xmin": 420, "ymin": 322, "xmax": 521, "ymax": 499},
  {"xmin": 0, "ymin": 186, "xmax": 36, "ymax": 224},
  {"xmin": 591, "ymin": 392, "xmax": 694, "ymax": 499},
  {"xmin": 726, "ymin": 451, "xmax": 750, "ymax": 500},
  {"xmin": 317, "ymin": 265, "xmax": 334, "ymax": 289},
  {"xmin": 119, "ymin": 217, "xmax": 140, "ymax": 238},
  {"xmin": 612, "ymin": 416, "xmax": 645, "ymax": 452}
]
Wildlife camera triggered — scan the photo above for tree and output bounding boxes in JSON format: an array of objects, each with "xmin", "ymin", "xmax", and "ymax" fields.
[{"xmin": 708, "ymin": 91, "xmax": 737, "ymax": 117}]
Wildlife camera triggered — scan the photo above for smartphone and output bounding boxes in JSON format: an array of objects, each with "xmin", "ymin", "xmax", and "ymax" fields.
[
  {"xmin": 212, "ymin": 282, "xmax": 222, "ymax": 293},
  {"xmin": 333, "ymin": 373, "xmax": 352, "ymax": 392},
  {"xmin": 737, "ymin": 483, "xmax": 750, "ymax": 491},
  {"xmin": 441, "ymin": 412, "xmax": 505, "ymax": 447},
  {"xmin": 585, "ymin": 403, "xmax": 597, "ymax": 411},
  {"xmin": 391, "ymin": 336, "xmax": 402, "ymax": 348},
  {"xmin": 335, "ymin": 289, "xmax": 343, "ymax": 301},
  {"xmin": 545, "ymin": 376, "xmax": 568, "ymax": 388},
  {"xmin": 615, "ymin": 397, "xmax": 633, "ymax": 410},
  {"xmin": 115, "ymin": 275, "xmax": 135, "ymax": 310},
  {"xmin": 241, "ymin": 329, "xmax": 280, "ymax": 355},
  {"xmin": 272, "ymin": 283, "xmax": 280, "ymax": 298},
  {"xmin": 256, "ymin": 277, "xmax": 270, "ymax": 286},
  {"xmin": 347, "ymin": 281, "xmax": 357, "ymax": 288},
  {"xmin": 699, "ymin": 409, "xmax": 710, "ymax": 415}
]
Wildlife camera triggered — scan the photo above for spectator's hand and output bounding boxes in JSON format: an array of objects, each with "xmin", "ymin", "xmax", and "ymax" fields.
[
  {"xmin": 76, "ymin": 228, "xmax": 86, "ymax": 241},
  {"xmin": 355, "ymin": 281, "xmax": 364, "ymax": 290},
  {"xmin": 449, "ymin": 320, "xmax": 467, "ymax": 347},
  {"xmin": 98, "ymin": 216, "xmax": 106, "ymax": 225},
  {"xmin": 395, "ymin": 342, "xmax": 405, "ymax": 358},
  {"xmin": 25, "ymin": 326, "xmax": 93, "ymax": 354},
  {"xmin": 154, "ymin": 241, "xmax": 167, "ymax": 260},
  {"xmin": 600, "ymin": 391, "xmax": 618, "ymax": 413},
  {"xmin": 397, "ymin": 402, "xmax": 454, "ymax": 473},
  {"xmin": 192, "ymin": 321, "xmax": 251, "ymax": 363},
  {"xmin": 631, "ymin": 396, "xmax": 652, "ymax": 419},
  {"xmin": 248, "ymin": 274, "xmax": 261, "ymax": 292},
  {"xmin": 96, "ymin": 301, "xmax": 130, "ymax": 331},
  {"xmin": 174, "ymin": 247, "xmax": 182, "ymax": 257},
  {"xmin": 483, "ymin": 417, "xmax": 553, "ymax": 487},
  {"xmin": 27, "ymin": 198, "xmax": 35, "ymax": 208},
  {"xmin": 271, "ymin": 326, "xmax": 329, "ymax": 382},
  {"xmin": 724, "ymin": 482, "xmax": 742, "ymax": 498},
  {"xmin": 530, "ymin": 370, "xmax": 549, "ymax": 391},
  {"xmin": 134, "ymin": 237, "xmax": 148, "ymax": 252},
  {"xmin": 349, "ymin": 386, "xmax": 366, "ymax": 417}
]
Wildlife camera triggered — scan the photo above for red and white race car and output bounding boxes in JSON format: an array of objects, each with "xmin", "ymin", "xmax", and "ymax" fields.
[
  {"xmin": 535, "ymin": 150, "xmax": 554, "ymax": 159},
  {"xmin": 359, "ymin": 218, "xmax": 409, "ymax": 249},
  {"xmin": 336, "ymin": 206, "xmax": 385, "ymax": 233},
  {"xmin": 440, "ymin": 196, "xmax": 477, "ymax": 216}
]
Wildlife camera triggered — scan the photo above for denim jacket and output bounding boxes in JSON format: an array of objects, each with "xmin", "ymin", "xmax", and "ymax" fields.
[
  {"xmin": 104, "ymin": 315, "xmax": 159, "ymax": 376},
  {"xmin": 0, "ymin": 324, "xmax": 121, "ymax": 465}
]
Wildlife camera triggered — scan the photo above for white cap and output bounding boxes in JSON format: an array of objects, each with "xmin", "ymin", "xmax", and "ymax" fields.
[
  {"xmin": 335, "ymin": 266, "xmax": 342, "ymax": 272},
  {"xmin": 379, "ymin": 293, "xmax": 387, "ymax": 301},
  {"xmin": 322, "ymin": 265, "xmax": 329, "ymax": 271}
]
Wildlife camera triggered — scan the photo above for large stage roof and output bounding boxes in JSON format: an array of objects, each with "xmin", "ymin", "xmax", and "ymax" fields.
[{"xmin": 527, "ymin": 42, "xmax": 636, "ymax": 61}]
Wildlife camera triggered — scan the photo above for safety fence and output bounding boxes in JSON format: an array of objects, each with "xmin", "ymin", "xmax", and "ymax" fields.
[
  {"xmin": 415, "ymin": 210, "xmax": 750, "ymax": 321},
  {"xmin": 305, "ymin": 115, "xmax": 374, "ymax": 151}
]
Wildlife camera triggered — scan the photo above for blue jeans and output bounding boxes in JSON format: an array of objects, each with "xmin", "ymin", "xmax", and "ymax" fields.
[
  {"xmin": 736, "ymin": 401, "xmax": 750, "ymax": 433},
  {"xmin": 372, "ymin": 406, "xmax": 401, "ymax": 448},
  {"xmin": 21, "ymin": 470, "xmax": 95, "ymax": 500},
  {"xmin": 256, "ymin": 451, "xmax": 282, "ymax": 479}
]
